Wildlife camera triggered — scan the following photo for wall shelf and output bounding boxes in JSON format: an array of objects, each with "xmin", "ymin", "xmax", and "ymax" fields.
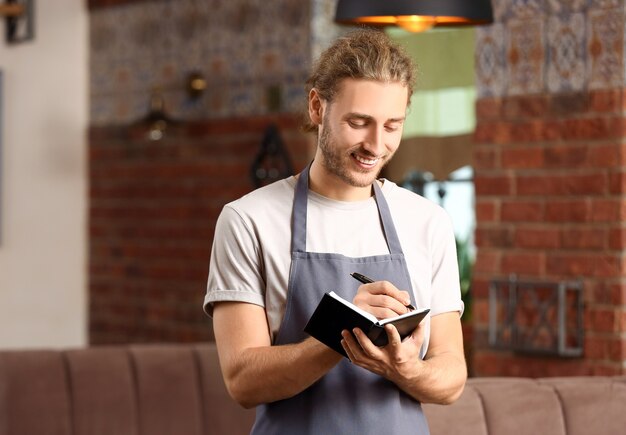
[{"xmin": 488, "ymin": 275, "xmax": 584, "ymax": 358}]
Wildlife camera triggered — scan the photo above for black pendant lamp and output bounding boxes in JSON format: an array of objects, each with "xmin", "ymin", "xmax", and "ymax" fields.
[{"xmin": 335, "ymin": 0, "xmax": 494, "ymax": 33}]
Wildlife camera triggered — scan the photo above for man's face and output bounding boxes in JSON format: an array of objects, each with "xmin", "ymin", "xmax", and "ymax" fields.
[{"xmin": 316, "ymin": 78, "xmax": 408, "ymax": 189}]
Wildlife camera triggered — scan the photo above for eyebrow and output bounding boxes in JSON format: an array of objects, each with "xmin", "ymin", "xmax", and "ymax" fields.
[{"xmin": 343, "ymin": 112, "xmax": 406, "ymax": 123}]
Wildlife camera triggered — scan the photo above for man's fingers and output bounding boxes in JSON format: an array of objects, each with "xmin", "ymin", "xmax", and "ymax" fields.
[{"xmin": 357, "ymin": 281, "xmax": 412, "ymax": 306}]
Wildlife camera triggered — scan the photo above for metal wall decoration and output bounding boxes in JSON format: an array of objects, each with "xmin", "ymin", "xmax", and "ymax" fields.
[
  {"xmin": 1, "ymin": 0, "xmax": 34, "ymax": 44},
  {"xmin": 489, "ymin": 275, "xmax": 584, "ymax": 357},
  {"xmin": 250, "ymin": 124, "xmax": 294, "ymax": 188}
]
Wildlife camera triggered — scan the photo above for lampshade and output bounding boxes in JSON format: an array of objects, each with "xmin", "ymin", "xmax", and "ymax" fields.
[{"xmin": 335, "ymin": 0, "xmax": 494, "ymax": 32}]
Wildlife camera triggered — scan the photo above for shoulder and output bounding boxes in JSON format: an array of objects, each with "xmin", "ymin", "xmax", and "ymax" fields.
[
  {"xmin": 220, "ymin": 177, "xmax": 296, "ymax": 227},
  {"xmin": 380, "ymin": 179, "xmax": 455, "ymax": 241},
  {"xmin": 381, "ymin": 179, "xmax": 448, "ymax": 219}
]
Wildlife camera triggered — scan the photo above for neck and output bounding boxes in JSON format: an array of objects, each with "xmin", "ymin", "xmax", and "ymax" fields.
[{"xmin": 307, "ymin": 160, "xmax": 375, "ymax": 201}]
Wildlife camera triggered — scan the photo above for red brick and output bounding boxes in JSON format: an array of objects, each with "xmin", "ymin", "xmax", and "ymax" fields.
[
  {"xmin": 591, "ymin": 199, "xmax": 624, "ymax": 222},
  {"xmin": 472, "ymin": 351, "xmax": 512, "ymax": 377},
  {"xmin": 544, "ymin": 145, "xmax": 588, "ymax": 168},
  {"xmin": 546, "ymin": 253, "xmax": 597, "ymax": 275},
  {"xmin": 591, "ymin": 363, "xmax": 624, "ymax": 376},
  {"xmin": 560, "ymin": 117, "xmax": 622, "ymax": 141},
  {"xmin": 501, "ymin": 200, "xmax": 544, "ymax": 222},
  {"xmin": 509, "ymin": 120, "xmax": 545, "ymax": 143},
  {"xmin": 471, "ymin": 278, "xmax": 490, "ymax": 299},
  {"xmin": 475, "ymin": 98, "xmax": 502, "ymax": 120},
  {"xmin": 474, "ymin": 250, "xmax": 501, "ymax": 274},
  {"xmin": 517, "ymin": 173, "xmax": 607, "ymax": 196},
  {"xmin": 584, "ymin": 336, "xmax": 612, "ymax": 360},
  {"xmin": 88, "ymin": 114, "xmax": 311, "ymax": 345},
  {"xmin": 545, "ymin": 200, "xmax": 591, "ymax": 222},
  {"xmin": 586, "ymin": 308, "xmax": 617, "ymax": 333},
  {"xmin": 587, "ymin": 143, "xmax": 623, "ymax": 168},
  {"xmin": 473, "ymin": 300, "xmax": 490, "ymax": 325},
  {"xmin": 473, "ymin": 147, "xmax": 499, "ymax": 170},
  {"xmin": 474, "ymin": 122, "xmax": 510, "ymax": 144},
  {"xmin": 501, "ymin": 252, "xmax": 544, "ymax": 275},
  {"xmin": 541, "ymin": 120, "xmax": 563, "ymax": 141},
  {"xmin": 501, "ymin": 147, "xmax": 544, "ymax": 169},
  {"xmin": 593, "ymin": 254, "xmax": 625, "ymax": 278},
  {"xmin": 608, "ymin": 170, "xmax": 626, "ymax": 194},
  {"xmin": 620, "ymin": 310, "xmax": 626, "ymax": 331},
  {"xmin": 515, "ymin": 227, "xmax": 560, "ymax": 249},
  {"xmin": 585, "ymin": 281, "xmax": 625, "ymax": 305},
  {"xmin": 611, "ymin": 338, "xmax": 626, "ymax": 361},
  {"xmin": 614, "ymin": 282, "xmax": 626, "ymax": 305},
  {"xmin": 561, "ymin": 228, "xmax": 607, "ymax": 250},
  {"xmin": 590, "ymin": 90, "xmax": 621, "ymax": 113},
  {"xmin": 502, "ymin": 95, "xmax": 549, "ymax": 120},
  {"xmin": 475, "ymin": 227, "xmax": 514, "ymax": 248},
  {"xmin": 476, "ymin": 200, "xmax": 498, "ymax": 222},
  {"xmin": 550, "ymin": 92, "xmax": 589, "ymax": 116},
  {"xmin": 589, "ymin": 89, "xmax": 623, "ymax": 113},
  {"xmin": 474, "ymin": 174, "xmax": 514, "ymax": 196}
]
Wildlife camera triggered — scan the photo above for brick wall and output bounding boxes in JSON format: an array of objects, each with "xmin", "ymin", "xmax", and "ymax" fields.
[
  {"xmin": 472, "ymin": 90, "xmax": 626, "ymax": 376},
  {"xmin": 89, "ymin": 115, "xmax": 313, "ymax": 344}
]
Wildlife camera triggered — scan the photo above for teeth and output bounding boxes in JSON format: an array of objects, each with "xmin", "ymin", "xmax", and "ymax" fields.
[{"xmin": 355, "ymin": 155, "xmax": 378, "ymax": 165}]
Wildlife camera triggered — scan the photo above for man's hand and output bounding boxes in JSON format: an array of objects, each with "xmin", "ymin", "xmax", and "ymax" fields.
[
  {"xmin": 341, "ymin": 320, "xmax": 425, "ymax": 380},
  {"xmin": 340, "ymin": 311, "xmax": 467, "ymax": 405},
  {"xmin": 352, "ymin": 280, "xmax": 413, "ymax": 319},
  {"xmin": 213, "ymin": 302, "xmax": 342, "ymax": 408}
]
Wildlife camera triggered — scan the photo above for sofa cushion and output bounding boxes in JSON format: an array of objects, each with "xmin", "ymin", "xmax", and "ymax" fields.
[
  {"xmin": 423, "ymin": 384, "xmax": 488, "ymax": 435},
  {"xmin": 130, "ymin": 345, "xmax": 204, "ymax": 435},
  {"xmin": 65, "ymin": 347, "xmax": 138, "ymax": 435},
  {"xmin": 540, "ymin": 377, "xmax": 626, "ymax": 435},
  {"xmin": 194, "ymin": 344, "xmax": 256, "ymax": 435},
  {"xmin": 472, "ymin": 378, "xmax": 567, "ymax": 435},
  {"xmin": 0, "ymin": 351, "xmax": 72, "ymax": 435}
]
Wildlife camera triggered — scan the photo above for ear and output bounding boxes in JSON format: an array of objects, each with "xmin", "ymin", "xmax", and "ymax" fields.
[{"xmin": 308, "ymin": 88, "xmax": 324, "ymax": 126}]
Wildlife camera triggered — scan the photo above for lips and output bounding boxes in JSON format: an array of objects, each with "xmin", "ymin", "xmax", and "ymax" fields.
[{"xmin": 353, "ymin": 153, "xmax": 379, "ymax": 166}]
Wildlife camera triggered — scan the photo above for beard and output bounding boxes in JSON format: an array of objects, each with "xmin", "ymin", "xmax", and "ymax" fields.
[{"xmin": 318, "ymin": 115, "xmax": 394, "ymax": 188}]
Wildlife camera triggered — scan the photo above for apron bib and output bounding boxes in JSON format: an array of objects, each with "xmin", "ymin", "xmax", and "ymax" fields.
[{"xmin": 251, "ymin": 164, "xmax": 429, "ymax": 434}]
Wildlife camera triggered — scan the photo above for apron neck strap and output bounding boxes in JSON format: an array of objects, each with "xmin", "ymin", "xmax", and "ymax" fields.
[{"xmin": 292, "ymin": 162, "xmax": 403, "ymax": 254}]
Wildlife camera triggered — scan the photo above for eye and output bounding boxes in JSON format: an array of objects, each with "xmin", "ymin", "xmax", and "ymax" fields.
[
  {"xmin": 385, "ymin": 123, "xmax": 402, "ymax": 132},
  {"xmin": 347, "ymin": 118, "xmax": 368, "ymax": 128}
]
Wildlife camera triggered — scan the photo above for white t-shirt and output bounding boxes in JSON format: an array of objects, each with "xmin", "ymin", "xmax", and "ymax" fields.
[{"xmin": 205, "ymin": 177, "xmax": 463, "ymax": 351}]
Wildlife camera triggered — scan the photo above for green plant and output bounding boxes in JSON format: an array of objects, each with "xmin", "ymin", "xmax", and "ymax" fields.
[{"xmin": 455, "ymin": 236, "xmax": 473, "ymax": 321}]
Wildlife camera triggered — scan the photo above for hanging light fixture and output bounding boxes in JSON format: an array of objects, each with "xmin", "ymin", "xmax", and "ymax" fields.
[{"xmin": 335, "ymin": 0, "xmax": 493, "ymax": 33}]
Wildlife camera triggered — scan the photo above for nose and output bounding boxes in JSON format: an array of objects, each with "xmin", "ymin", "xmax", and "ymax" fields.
[{"xmin": 362, "ymin": 125, "xmax": 385, "ymax": 156}]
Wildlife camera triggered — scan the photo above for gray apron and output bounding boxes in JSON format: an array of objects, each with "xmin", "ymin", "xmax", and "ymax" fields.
[{"xmin": 251, "ymin": 164, "xmax": 429, "ymax": 434}]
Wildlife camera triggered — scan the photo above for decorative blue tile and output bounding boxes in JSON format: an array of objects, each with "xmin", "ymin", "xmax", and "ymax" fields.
[
  {"xmin": 546, "ymin": 13, "xmax": 586, "ymax": 92},
  {"xmin": 89, "ymin": 0, "xmax": 314, "ymax": 125},
  {"xmin": 506, "ymin": 19, "xmax": 545, "ymax": 95},
  {"xmin": 547, "ymin": 0, "xmax": 589, "ymax": 14},
  {"xmin": 509, "ymin": 0, "xmax": 546, "ymax": 20},
  {"xmin": 476, "ymin": 24, "xmax": 507, "ymax": 98},
  {"xmin": 587, "ymin": 7, "xmax": 624, "ymax": 89}
]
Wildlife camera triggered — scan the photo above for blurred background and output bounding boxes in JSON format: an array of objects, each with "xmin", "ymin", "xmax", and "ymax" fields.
[{"xmin": 1, "ymin": 0, "xmax": 624, "ymax": 378}]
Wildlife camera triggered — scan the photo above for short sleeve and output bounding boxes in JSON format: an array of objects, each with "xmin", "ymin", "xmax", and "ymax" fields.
[
  {"xmin": 203, "ymin": 205, "xmax": 266, "ymax": 317},
  {"xmin": 429, "ymin": 210, "xmax": 464, "ymax": 317}
]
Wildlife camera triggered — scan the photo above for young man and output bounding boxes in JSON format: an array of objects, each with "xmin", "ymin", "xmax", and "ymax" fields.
[{"xmin": 204, "ymin": 29, "xmax": 466, "ymax": 434}]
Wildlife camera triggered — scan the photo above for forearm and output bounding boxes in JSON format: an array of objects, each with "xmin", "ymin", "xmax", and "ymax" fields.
[
  {"xmin": 390, "ymin": 351, "xmax": 467, "ymax": 404},
  {"xmin": 223, "ymin": 337, "xmax": 342, "ymax": 408}
]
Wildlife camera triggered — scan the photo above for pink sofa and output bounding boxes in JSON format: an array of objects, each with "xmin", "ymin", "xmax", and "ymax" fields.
[{"xmin": 1, "ymin": 343, "xmax": 625, "ymax": 434}]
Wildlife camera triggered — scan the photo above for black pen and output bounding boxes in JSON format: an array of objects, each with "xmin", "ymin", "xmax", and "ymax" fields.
[{"xmin": 350, "ymin": 272, "xmax": 416, "ymax": 311}]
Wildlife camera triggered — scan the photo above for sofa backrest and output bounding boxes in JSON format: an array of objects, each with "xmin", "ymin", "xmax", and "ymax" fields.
[
  {"xmin": 2, "ymin": 343, "xmax": 626, "ymax": 435},
  {"xmin": 423, "ymin": 376, "xmax": 626, "ymax": 435},
  {"xmin": 0, "ymin": 344, "xmax": 255, "ymax": 435}
]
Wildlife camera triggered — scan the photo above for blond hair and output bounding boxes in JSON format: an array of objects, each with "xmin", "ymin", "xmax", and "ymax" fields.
[{"xmin": 304, "ymin": 28, "xmax": 416, "ymax": 132}]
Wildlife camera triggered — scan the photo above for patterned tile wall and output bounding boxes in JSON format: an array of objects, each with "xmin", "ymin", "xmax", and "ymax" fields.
[
  {"xmin": 476, "ymin": 0, "xmax": 626, "ymax": 97},
  {"xmin": 90, "ymin": 0, "xmax": 317, "ymax": 125}
]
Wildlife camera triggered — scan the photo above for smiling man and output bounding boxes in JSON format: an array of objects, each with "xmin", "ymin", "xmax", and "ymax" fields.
[{"xmin": 205, "ymin": 29, "xmax": 466, "ymax": 434}]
